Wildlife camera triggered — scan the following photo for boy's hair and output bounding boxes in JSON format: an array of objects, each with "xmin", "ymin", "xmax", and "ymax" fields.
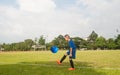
[{"xmin": 64, "ymin": 34, "xmax": 70, "ymax": 38}]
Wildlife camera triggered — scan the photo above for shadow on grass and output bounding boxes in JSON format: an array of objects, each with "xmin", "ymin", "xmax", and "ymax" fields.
[{"xmin": 0, "ymin": 61, "xmax": 106, "ymax": 75}]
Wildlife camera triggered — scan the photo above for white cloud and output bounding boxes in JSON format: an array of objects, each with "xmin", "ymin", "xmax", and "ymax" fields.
[
  {"xmin": 0, "ymin": 0, "xmax": 120, "ymax": 43},
  {"xmin": 18, "ymin": 0, "xmax": 56, "ymax": 13},
  {"xmin": 75, "ymin": 0, "xmax": 120, "ymax": 38}
]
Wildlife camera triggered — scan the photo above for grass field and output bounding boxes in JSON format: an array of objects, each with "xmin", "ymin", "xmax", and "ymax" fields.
[{"xmin": 0, "ymin": 50, "xmax": 120, "ymax": 75}]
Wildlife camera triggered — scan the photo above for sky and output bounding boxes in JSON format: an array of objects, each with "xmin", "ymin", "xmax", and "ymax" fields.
[{"xmin": 0, "ymin": 0, "xmax": 120, "ymax": 43}]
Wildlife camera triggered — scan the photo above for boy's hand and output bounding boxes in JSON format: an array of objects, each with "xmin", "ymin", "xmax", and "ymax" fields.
[
  {"xmin": 70, "ymin": 48, "xmax": 72, "ymax": 57},
  {"xmin": 70, "ymin": 53, "xmax": 72, "ymax": 57}
]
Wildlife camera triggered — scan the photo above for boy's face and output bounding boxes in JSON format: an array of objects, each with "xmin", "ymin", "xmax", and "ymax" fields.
[{"xmin": 64, "ymin": 36, "xmax": 69, "ymax": 41}]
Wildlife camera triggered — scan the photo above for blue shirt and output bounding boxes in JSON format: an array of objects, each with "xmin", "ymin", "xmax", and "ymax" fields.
[{"xmin": 68, "ymin": 39, "xmax": 76, "ymax": 49}]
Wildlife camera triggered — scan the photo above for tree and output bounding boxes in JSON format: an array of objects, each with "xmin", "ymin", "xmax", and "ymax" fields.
[
  {"xmin": 95, "ymin": 36, "xmax": 106, "ymax": 50},
  {"xmin": 46, "ymin": 43, "xmax": 52, "ymax": 50},
  {"xmin": 115, "ymin": 34, "xmax": 120, "ymax": 49},
  {"xmin": 39, "ymin": 35, "xmax": 45, "ymax": 45},
  {"xmin": 3, "ymin": 43, "xmax": 11, "ymax": 51},
  {"xmin": 87, "ymin": 31, "xmax": 98, "ymax": 50},
  {"xmin": 24, "ymin": 39, "xmax": 35, "ymax": 50},
  {"xmin": 17, "ymin": 42, "xmax": 26, "ymax": 51},
  {"xmin": 57, "ymin": 35, "xmax": 66, "ymax": 49},
  {"xmin": 11, "ymin": 43, "xmax": 17, "ymax": 51},
  {"xmin": 88, "ymin": 31, "xmax": 98, "ymax": 42},
  {"xmin": 106, "ymin": 38, "xmax": 116, "ymax": 49}
]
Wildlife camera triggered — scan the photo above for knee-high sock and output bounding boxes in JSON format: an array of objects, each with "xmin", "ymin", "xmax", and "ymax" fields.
[
  {"xmin": 60, "ymin": 55, "xmax": 66, "ymax": 63},
  {"xmin": 69, "ymin": 59, "xmax": 74, "ymax": 68}
]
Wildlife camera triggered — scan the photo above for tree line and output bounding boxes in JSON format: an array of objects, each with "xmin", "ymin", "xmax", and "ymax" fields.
[{"xmin": 0, "ymin": 31, "xmax": 120, "ymax": 51}]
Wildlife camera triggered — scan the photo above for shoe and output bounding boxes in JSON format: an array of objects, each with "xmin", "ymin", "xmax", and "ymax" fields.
[
  {"xmin": 56, "ymin": 60, "xmax": 61, "ymax": 65},
  {"xmin": 68, "ymin": 68, "xmax": 75, "ymax": 70}
]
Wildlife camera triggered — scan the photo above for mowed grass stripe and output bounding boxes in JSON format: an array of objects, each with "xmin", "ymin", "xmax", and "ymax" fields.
[{"xmin": 19, "ymin": 63, "xmax": 120, "ymax": 70}]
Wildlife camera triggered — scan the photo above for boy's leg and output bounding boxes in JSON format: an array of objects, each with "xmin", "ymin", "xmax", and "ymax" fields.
[
  {"xmin": 60, "ymin": 50, "xmax": 69, "ymax": 63},
  {"xmin": 57, "ymin": 52, "xmax": 68, "ymax": 64},
  {"xmin": 69, "ymin": 49, "xmax": 76, "ymax": 70},
  {"xmin": 69, "ymin": 56, "xmax": 74, "ymax": 68},
  {"xmin": 60, "ymin": 53, "xmax": 67, "ymax": 63}
]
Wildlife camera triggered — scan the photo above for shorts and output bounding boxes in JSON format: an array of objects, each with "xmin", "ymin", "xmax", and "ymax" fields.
[{"xmin": 66, "ymin": 48, "xmax": 76, "ymax": 59}]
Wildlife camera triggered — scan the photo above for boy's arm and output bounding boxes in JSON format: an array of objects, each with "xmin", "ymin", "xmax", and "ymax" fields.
[{"xmin": 70, "ymin": 48, "xmax": 72, "ymax": 56}]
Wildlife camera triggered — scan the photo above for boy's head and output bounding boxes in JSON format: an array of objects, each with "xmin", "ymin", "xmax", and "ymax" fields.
[{"xmin": 64, "ymin": 34, "xmax": 70, "ymax": 41}]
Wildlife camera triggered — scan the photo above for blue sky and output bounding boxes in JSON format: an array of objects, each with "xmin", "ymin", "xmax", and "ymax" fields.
[
  {"xmin": 0, "ymin": 0, "xmax": 120, "ymax": 43},
  {"xmin": 0, "ymin": 0, "xmax": 76, "ymax": 9},
  {"xmin": 0, "ymin": 0, "xmax": 18, "ymax": 7},
  {"xmin": 0, "ymin": 0, "xmax": 86, "ymax": 11},
  {"xmin": 54, "ymin": 0, "xmax": 76, "ymax": 9}
]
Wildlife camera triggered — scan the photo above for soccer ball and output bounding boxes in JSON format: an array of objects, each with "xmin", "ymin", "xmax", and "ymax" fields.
[{"xmin": 50, "ymin": 46, "xmax": 59, "ymax": 53}]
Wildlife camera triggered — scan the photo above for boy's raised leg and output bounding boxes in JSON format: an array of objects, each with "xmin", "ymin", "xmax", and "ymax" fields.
[{"xmin": 57, "ymin": 55, "xmax": 67, "ymax": 64}]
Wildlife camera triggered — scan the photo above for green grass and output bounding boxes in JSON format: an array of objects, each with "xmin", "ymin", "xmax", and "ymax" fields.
[{"xmin": 0, "ymin": 50, "xmax": 120, "ymax": 75}]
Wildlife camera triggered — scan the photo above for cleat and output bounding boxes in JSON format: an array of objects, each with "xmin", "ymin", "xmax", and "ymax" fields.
[
  {"xmin": 68, "ymin": 68, "xmax": 75, "ymax": 70},
  {"xmin": 56, "ymin": 60, "xmax": 61, "ymax": 65}
]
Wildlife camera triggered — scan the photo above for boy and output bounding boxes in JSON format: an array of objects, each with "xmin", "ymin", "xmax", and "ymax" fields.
[{"xmin": 57, "ymin": 34, "xmax": 76, "ymax": 70}]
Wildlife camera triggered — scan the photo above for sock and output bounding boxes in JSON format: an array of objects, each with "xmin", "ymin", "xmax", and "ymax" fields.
[
  {"xmin": 60, "ymin": 55, "xmax": 66, "ymax": 63},
  {"xmin": 69, "ymin": 60, "xmax": 74, "ymax": 68}
]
